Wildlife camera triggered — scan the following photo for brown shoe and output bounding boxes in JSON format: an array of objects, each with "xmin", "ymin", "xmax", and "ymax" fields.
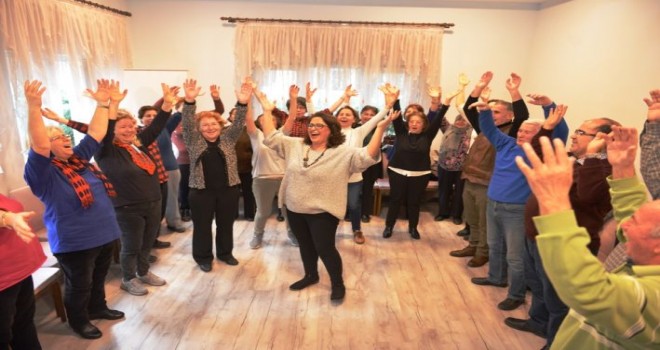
[
  {"xmin": 353, "ymin": 230, "xmax": 365, "ymax": 244},
  {"xmin": 467, "ymin": 255, "xmax": 489, "ymax": 267},
  {"xmin": 450, "ymin": 246, "xmax": 476, "ymax": 257}
]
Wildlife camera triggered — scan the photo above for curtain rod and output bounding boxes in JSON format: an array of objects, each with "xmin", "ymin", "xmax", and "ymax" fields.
[
  {"xmin": 221, "ymin": 17, "xmax": 453, "ymax": 28},
  {"xmin": 72, "ymin": 0, "xmax": 132, "ymax": 17}
]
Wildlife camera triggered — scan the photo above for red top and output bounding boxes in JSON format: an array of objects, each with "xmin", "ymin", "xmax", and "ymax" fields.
[{"xmin": 0, "ymin": 194, "xmax": 46, "ymax": 291}]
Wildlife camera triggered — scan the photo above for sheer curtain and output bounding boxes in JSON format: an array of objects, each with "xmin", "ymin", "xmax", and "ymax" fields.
[
  {"xmin": 0, "ymin": 0, "xmax": 132, "ymax": 193},
  {"xmin": 234, "ymin": 22, "xmax": 443, "ymax": 113}
]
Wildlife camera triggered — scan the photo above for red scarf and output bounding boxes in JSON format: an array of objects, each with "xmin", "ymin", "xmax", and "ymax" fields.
[
  {"xmin": 51, "ymin": 155, "xmax": 116, "ymax": 208},
  {"xmin": 113, "ymin": 140, "xmax": 156, "ymax": 175}
]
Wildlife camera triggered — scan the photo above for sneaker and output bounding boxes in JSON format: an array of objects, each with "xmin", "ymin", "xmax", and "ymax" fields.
[
  {"xmin": 249, "ymin": 235, "xmax": 263, "ymax": 249},
  {"xmin": 121, "ymin": 278, "xmax": 148, "ymax": 296},
  {"xmin": 136, "ymin": 271, "xmax": 166, "ymax": 286}
]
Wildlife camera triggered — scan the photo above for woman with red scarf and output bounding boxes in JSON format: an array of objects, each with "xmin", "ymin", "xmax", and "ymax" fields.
[{"xmin": 23, "ymin": 80, "xmax": 124, "ymax": 339}]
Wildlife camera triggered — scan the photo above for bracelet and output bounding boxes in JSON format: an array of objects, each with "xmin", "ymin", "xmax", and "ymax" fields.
[{"xmin": 1, "ymin": 211, "xmax": 10, "ymax": 228}]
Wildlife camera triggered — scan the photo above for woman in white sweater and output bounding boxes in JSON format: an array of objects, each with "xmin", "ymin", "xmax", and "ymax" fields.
[{"xmin": 257, "ymin": 89, "xmax": 394, "ymax": 301}]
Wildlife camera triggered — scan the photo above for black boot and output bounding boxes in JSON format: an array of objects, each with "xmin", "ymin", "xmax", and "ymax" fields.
[
  {"xmin": 409, "ymin": 227, "xmax": 421, "ymax": 240},
  {"xmin": 330, "ymin": 283, "xmax": 346, "ymax": 301},
  {"xmin": 382, "ymin": 226, "xmax": 393, "ymax": 238},
  {"xmin": 289, "ymin": 275, "xmax": 320, "ymax": 290}
]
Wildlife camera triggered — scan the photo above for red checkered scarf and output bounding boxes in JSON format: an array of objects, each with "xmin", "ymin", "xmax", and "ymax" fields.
[
  {"xmin": 113, "ymin": 140, "xmax": 156, "ymax": 176},
  {"xmin": 51, "ymin": 155, "xmax": 116, "ymax": 208},
  {"xmin": 146, "ymin": 142, "xmax": 168, "ymax": 184}
]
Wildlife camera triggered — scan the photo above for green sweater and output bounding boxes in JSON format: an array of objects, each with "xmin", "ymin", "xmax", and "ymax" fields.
[{"xmin": 534, "ymin": 176, "xmax": 660, "ymax": 349}]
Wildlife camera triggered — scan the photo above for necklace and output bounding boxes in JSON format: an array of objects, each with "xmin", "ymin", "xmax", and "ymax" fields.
[{"xmin": 303, "ymin": 146, "xmax": 326, "ymax": 168}]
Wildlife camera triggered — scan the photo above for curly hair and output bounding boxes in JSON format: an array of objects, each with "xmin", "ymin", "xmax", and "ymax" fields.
[
  {"xmin": 195, "ymin": 111, "xmax": 227, "ymax": 131},
  {"xmin": 303, "ymin": 112, "xmax": 345, "ymax": 148}
]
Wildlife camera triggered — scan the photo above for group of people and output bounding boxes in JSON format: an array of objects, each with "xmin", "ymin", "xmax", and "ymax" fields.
[{"xmin": 1, "ymin": 72, "xmax": 658, "ymax": 349}]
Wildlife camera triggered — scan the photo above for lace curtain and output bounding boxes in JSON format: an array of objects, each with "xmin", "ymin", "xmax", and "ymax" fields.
[
  {"xmin": 234, "ymin": 22, "xmax": 443, "ymax": 114},
  {"xmin": 0, "ymin": 0, "xmax": 132, "ymax": 193}
]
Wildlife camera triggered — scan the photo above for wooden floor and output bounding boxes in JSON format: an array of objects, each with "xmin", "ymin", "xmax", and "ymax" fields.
[{"xmin": 34, "ymin": 201, "xmax": 545, "ymax": 350}]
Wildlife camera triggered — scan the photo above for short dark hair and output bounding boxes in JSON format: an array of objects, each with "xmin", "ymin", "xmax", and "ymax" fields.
[
  {"xmin": 138, "ymin": 105, "xmax": 158, "ymax": 119},
  {"xmin": 488, "ymin": 99, "xmax": 513, "ymax": 111},
  {"xmin": 303, "ymin": 112, "xmax": 345, "ymax": 148},
  {"xmin": 404, "ymin": 104, "xmax": 424, "ymax": 116},
  {"xmin": 286, "ymin": 96, "xmax": 307, "ymax": 111},
  {"xmin": 361, "ymin": 105, "xmax": 379, "ymax": 115}
]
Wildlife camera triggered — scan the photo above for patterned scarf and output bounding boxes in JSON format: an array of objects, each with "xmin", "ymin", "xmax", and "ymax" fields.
[
  {"xmin": 113, "ymin": 140, "xmax": 156, "ymax": 175},
  {"xmin": 51, "ymin": 155, "xmax": 116, "ymax": 208},
  {"xmin": 137, "ymin": 126, "xmax": 169, "ymax": 184}
]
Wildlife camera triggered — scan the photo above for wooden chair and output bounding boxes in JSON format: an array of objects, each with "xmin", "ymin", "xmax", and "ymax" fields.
[{"xmin": 33, "ymin": 267, "xmax": 67, "ymax": 323}]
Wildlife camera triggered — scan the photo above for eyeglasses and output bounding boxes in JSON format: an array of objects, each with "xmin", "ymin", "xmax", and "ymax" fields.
[
  {"xmin": 573, "ymin": 129, "xmax": 597, "ymax": 137},
  {"xmin": 49, "ymin": 134, "xmax": 71, "ymax": 142},
  {"xmin": 308, "ymin": 123, "xmax": 327, "ymax": 130}
]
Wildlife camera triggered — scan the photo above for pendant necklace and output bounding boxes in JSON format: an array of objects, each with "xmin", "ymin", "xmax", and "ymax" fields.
[{"xmin": 303, "ymin": 146, "xmax": 326, "ymax": 168}]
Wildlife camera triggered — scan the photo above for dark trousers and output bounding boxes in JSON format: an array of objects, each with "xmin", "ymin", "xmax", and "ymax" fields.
[
  {"xmin": 360, "ymin": 162, "xmax": 381, "ymax": 217},
  {"xmin": 385, "ymin": 170, "xmax": 430, "ymax": 229},
  {"xmin": 160, "ymin": 182, "xmax": 168, "ymax": 221},
  {"xmin": 436, "ymin": 167, "xmax": 465, "ymax": 219},
  {"xmin": 115, "ymin": 200, "xmax": 161, "ymax": 280},
  {"xmin": 238, "ymin": 172, "xmax": 256, "ymax": 219},
  {"xmin": 524, "ymin": 238, "xmax": 568, "ymax": 347},
  {"xmin": 0, "ymin": 276, "xmax": 41, "ymax": 350},
  {"xmin": 54, "ymin": 241, "xmax": 115, "ymax": 328},
  {"xmin": 189, "ymin": 186, "xmax": 240, "ymax": 264},
  {"xmin": 178, "ymin": 164, "xmax": 191, "ymax": 210},
  {"xmin": 286, "ymin": 210, "xmax": 343, "ymax": 287}
]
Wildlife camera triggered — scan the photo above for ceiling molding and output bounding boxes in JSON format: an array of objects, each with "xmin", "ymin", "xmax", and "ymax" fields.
[{"xmin": 207, "ymin": 0, "xmax": 565, "ymax": 11}]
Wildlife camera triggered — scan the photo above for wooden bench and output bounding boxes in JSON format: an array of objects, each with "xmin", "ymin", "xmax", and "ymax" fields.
[
  {"xmin": 372, "ymin": 178, "xmax": 439, "ymax": 215},
  {"xmin": 33, "ymin": 267, "xmax": 67, "ymax": 322}
]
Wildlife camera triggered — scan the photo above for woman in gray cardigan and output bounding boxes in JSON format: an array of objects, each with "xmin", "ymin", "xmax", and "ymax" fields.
[
  {"xmin": 256, "ymin": 88, "xmax": 395, "ymax": 301},
  {"xmin": 181, "ymin": 79, "xmax": 253, "ymax": 272}
]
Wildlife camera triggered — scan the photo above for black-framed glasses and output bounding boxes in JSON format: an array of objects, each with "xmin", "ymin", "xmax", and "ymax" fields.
[
  {"xmin": 573, "ymin": 129, "xmax": 597, "ymax": 137},
  {"xmin": 308, "ymin": 123, "xmax": 327, "ymax": 130}
]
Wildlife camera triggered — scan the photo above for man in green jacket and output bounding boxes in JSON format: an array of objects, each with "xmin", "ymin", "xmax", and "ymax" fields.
[{"xmin": 516, "ymin": 123, "xmax": 660, "ymax": 349}]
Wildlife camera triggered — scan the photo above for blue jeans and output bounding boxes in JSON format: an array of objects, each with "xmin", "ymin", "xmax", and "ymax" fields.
[
  {"xmin": 347, "ymin": 181, "xmax": 362, "ymax": 232},
  {"xmin": 524, "ymin": 238, "xmax": 568, "ymax": 347},
  {"xmin": 486, "ymin": 199, "xmax": 526, "ymax": 300}
]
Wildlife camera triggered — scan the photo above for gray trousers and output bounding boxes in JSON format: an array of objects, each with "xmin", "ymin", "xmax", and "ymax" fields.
[
  {"xmin": 165, "ymin": 169, "xmax": 184, "ymax": 227},
  {"xmin": 252, "ymin": 177, "xmax": 291, "ymax": 237},
  {"xmin": 462, "ymin": 181, "xmax": 489, "ymax": 258}
]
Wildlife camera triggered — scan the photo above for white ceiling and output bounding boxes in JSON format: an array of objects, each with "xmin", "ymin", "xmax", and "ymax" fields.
[{"xmin": 211, "ymin": 0, "xmax": 569, "ymax": 11}]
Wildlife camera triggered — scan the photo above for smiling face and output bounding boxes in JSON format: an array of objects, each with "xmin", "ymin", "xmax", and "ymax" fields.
[
  {"xmin": 621, "ymin": 201, "xmax": 660, "ymax": 265},
  {"xmin": 569, "ymin": 120, "xmax": 600, "ymax": 158},
  {"xmin": 516, "ymin": 122, "xmax": 541, "ymax": 146},
  {"xmin": 47, "ymin": 127, "xmax": 73, "ymax": 160},
  {"xmin": 114, "ymin": 116, "xmax": 138, "ymax": 144},
  {"xmin": 407, "ymin": 113, "xmax": 427, "ymax": 134},
  {"xmin": 198, "ymin": 115, "xmax": 222, "ymax": 142},
  {"xmin": 489, "ymin": 101, "xmax": 513, "ymax": 126},
  {"xmin": 360, "ymin": 107, "xmax": 377, "ymax": 124},
  {"xmin": 307, "ymin": 116, "xmax": 330, "ymax": 147},
  {"xmin": 336, "ymin": 107, "xmax": 357, "ymax": 129}
]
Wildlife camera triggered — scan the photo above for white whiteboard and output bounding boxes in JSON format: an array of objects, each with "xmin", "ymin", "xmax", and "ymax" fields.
[{"xmin": 122, "ymin": 69, "xmax": 188, "ymax": 115}]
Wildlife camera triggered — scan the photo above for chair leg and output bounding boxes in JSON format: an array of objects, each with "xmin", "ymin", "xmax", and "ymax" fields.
[{"xmin": 50, "ymin": 281, "xmax": 67, "ymax": 323}]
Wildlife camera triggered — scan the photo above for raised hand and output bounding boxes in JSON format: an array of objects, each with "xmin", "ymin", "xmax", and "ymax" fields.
[
  {"xmin": 516, "ymin": 137, "xmax": 574, "ymax": 215},
  {"xmin": 183, "ymin": 79, "xmax": 201, "ymax": 103},
  {"xmin": 255, "ymin": 90, "xmax": 276, "ymax": 112},
  {"xmin": 543, "ymin": 104, "xmax": 567, "ymax": 130},
  {"xmin": 108, "ymin": 80, "xmax": 128, "ymax": 104},
  {"xmin": 236, "ymin": 77, "xmax": 255, "ymax": 104},
  {"xmin": 3, "ymin": 211, "xmax": 37, "ymax": 243},
  {"xmin": 380, "ymin": 83, "xmax": 400, "ymax": 108},
  {"xmin": 526, "ymin": 93, "xmax": 552, "ymax": 106},
  {"xmin": 480, "ymin": 86, "xmax": 491, "ymax": 103},
  {"xmin": 458, "ymin": 73, "xmax": 470, "ymax": 87},
  {"xmin": 505, "ymin": 73, "xmax": 522, "ymax": 91},
  {"xmin": 643, "ymin": 89, "xmax": 660, "ymax": 122},
  {"xmin": 210, "ymin": 84, "xmax": 221, "ymax": 100},
  {"xmin": 162, "ymin": 83, "xmax": 180, "ymax": 105},
  {"xmin": 469, "ymin": 100, "xmax": 490, "ymax": 112},
  {"xmin": 41, "ymin": 108, "xmax": 66, "ymax": 124},
  {"xmin": 388, "ymin": 109, "xmax": 402, "ymax": 121},
  {"xmin": 343, "ymin": 84, "xmax": 358, "ymax": 101},
  {"xmin": 24, "ymin": 80, "xmax": 46, "ymax": 107},
  {"xmin": 428, "ymin": 86, "xmax": 442, "ymax": 103},
  {"xmin": 377, "ymin": 112, "xmax": 395, "ymax": 130},
  {"xmin": 476, "ymin": 71, "xmax": 493, "ymax": 90},
  {"xmin": 289, "ymin": 84, "xmax": 300, "ymax": 100},
  {"xmin": 305, "ymin": 82, "xmax": 317, "ymax": 101},
  {"xmin": 603, "ymin": 126, "xmax": 638, "ymax": 178},
  {"xmin": 444, "ymin": 88, "xmax": 462, "ymax": 106},
  {"xmin": 586, "ymin": 133, "xmax": 606, "ymax": 155},
  {"xmin": 85, "ymin": 79, "xmax": 111, "ymax": 104}
]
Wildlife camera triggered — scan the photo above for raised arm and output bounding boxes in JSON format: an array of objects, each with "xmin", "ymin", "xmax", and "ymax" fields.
[
  {"xmin": 88, "ymin": 79, "xmax": 126, "ymax": 142},
  {"xmin": 464, "ymin": 71, "xmax": 493, "ymax": 134},
  {"xmin": 367, "ymin": 111, "xmax": 398, "ymax": 158},
  {"xmin": 305, "ymin": 82, "xmax": 317, "ymax": 114},
  {"xmin": 641, "ymin": 89, "xmax": 660, "ymax": 199},
  {"xmin": 255, "ymin": 90, "xmax": 278, "ymax": 137},
  {"xmin": 529, "ymin": 103, "xmax": 568, "ymax": 157},
  {"xmin": 138, "ymin": 83, "xmax": 176, "ymax": 146},
  {"xmin": 280, "ymin": 84, "xmax": 300, "ymax": 135},
  {"xmin": 327, "ymin": 84, "xmax": 357, "ymax": 114},
  {"xmin": 507, "ymin": 73, "xmax": 529, "ymax": 136},
  {"xmin": 25, "ymin": 81, "xmax": 50, "ymax": 157}
]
